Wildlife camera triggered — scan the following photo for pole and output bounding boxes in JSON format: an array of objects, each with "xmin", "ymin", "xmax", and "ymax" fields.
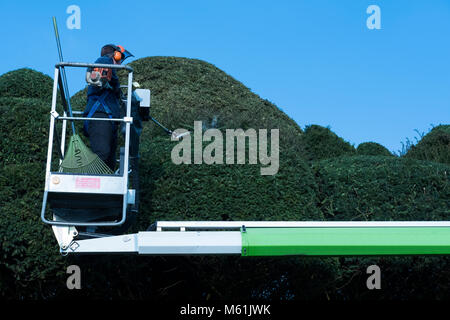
[{"xmin": 52, "ymin": 16, "xmax": 76, "ymax": 134}]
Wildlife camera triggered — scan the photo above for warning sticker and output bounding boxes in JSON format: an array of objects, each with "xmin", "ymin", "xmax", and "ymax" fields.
[{"xmin": 75, "ymin": 177, "xmax": 101, "ymax": 189}]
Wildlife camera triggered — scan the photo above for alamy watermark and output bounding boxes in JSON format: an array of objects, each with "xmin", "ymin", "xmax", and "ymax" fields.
[
  {"xmin": 66, "ymin": 265, "xmax": 81, "ymax": 289},
  {"xmin": 171, "ymin": 121, "xmax": 279, "ymax": 176},
  {"xmin": 66, "ymin": 5, "xmax": 81, "ymax": 30},
  {"xmin": 366, "ymin": 265, "xmax": 381, "ymax": 290},
  {"xmin": 366, "ymin": 5, "xmax": 381, "ymax": 30}
]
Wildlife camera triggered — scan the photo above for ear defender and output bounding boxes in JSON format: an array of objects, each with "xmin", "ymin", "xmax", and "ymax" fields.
[
  {"xmin": 113, "ymin": 51, "xmax": 122, "ymax": 61},
  {"xmin": 113, "ymin": 45, "xmax": 125, "ymax": 62}
]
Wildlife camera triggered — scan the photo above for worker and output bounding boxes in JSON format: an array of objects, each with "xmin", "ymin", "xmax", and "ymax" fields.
[{"xmin": 83, "ymin": 44, "xmax": 133, "ymax": 171}]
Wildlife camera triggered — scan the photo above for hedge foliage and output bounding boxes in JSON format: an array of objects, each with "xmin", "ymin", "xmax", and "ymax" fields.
[
  {"xmin": 0, "ymin": 98, "xmax": 50, "ymax": 166},
  {"xmin": 313, "ymin": 155, "xmax": 449, "ymax": 221},
  {"xmin": 136, "ymin": 137, "xmax": 321, "ymax": 225},
  {"xmin": 0, "ymin": 69, "xmax": 53, "ymax": 102},
  {"xmin": 0, "ymin": 60, "xmax": 449, "ymax": 300},
  {"xmin": 357, "ymin": 142, "xmax": 393, "ymax": 157},
  {"xmin": 0, "ymin": 164, "xmax": 66, "ymax": 299},
  {"xmin": 301, "ymin": 125, "xmax": 356, "ymax": 161},
  {"xmin": 405, "ymin": 125, "xmax": 450, "ymax": 165}
]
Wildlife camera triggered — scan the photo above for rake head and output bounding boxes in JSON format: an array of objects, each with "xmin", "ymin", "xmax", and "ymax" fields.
[{"xmin": 59, "ymin": 134, "xmax": 113, "ymax": 175}]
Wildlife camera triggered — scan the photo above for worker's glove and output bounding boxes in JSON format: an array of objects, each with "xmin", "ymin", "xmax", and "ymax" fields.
[{"xmin": 132, "ymin": 81, "xmax": 140, "ymax": 89}]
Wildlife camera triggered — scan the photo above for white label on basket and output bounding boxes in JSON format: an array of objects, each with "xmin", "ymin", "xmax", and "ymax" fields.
[{"xmin": 75, "ymin": 177, "xmax": 101, "ymax": 189}]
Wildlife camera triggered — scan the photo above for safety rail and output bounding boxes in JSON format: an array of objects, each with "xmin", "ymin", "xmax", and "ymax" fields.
[
  {"xmin": 154, "ymin": 220, "xmax": 450, "ymax": 231},
  {"xmin": 51, "ymin": 113, "xmax": 132, "ymax": 123},
  {"xmin": 56, "ymin": 61, "xmax": 133, "ymax": 72},
  {"xmin": 41, "ymin": 62, "xmax": 134, "ymax": 227}
]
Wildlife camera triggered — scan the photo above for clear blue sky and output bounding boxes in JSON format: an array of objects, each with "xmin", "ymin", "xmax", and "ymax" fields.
[{"xmin": 1, "ymin": 0, "xmax": 449, "ymax": 153}]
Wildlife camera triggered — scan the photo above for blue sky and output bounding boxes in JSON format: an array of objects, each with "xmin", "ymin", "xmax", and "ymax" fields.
[{"xmin": 1, "ymin": 0, "xmax": 449, "ymax": 153}]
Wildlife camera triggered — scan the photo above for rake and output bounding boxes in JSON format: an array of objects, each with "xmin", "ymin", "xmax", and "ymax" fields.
[{"xmin": 52, "ymin": 17, "xmax": 113, "ymax": 175}]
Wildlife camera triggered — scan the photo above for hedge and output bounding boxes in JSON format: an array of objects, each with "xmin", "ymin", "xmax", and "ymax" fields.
[
  {"xmin": 0, "ymin": 60, "xmax": 449, "ymax": 300},
  {"xmin": 301, "ymin": 125, "xmax": 356, "ymax": 161},
  {"xmin": 357, "ymin": 142, "xmax": 393, "ymax": 157},
  {"xmin": 405, "ymin": 125, "xmax": 450, "ymax": 165},
  {"xmin": 0, "ymin": 68, "xmax": 53, "ymax": 102}
]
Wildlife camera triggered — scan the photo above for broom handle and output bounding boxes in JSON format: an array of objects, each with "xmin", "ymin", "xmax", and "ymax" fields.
[{"xmin": 52, "ymin": 17, "xmax": 76, "ymax": 134}]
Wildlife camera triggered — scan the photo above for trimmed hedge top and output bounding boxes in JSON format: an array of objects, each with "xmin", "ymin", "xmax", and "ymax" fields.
[
  {"xmin": 72, "ymin": 57, "xmax": 303, "ymax": 145},
  {"xmin": 301, "ymin": 125, "xmax": 356, "ymax": 161},
  {"xmin": 357, "ymin": 142, "xmax": 393, "ymax": 157},
  {"xmin": 405, "ymin": 125, "xmax": 450, "ymax": 165},
  {"xmin": 0, "ymin": 68, "xmax": 53, "ymax": 102}
]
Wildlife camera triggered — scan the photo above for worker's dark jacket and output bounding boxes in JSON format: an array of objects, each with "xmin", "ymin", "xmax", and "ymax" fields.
[
  {"xmin": 83, "ymin": 55, "xmax": 122, "ymax": 170},
  {"xmin": 84, "ymin": 55, "xmax": 122, "ymax": 120}
]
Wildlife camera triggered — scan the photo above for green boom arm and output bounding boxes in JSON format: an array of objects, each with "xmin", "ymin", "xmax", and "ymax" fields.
[{"xmin": 241, "ymin": 227, "xmax": 450, "ymax": 256}]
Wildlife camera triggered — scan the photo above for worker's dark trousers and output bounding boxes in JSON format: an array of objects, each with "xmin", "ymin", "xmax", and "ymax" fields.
[{"xmin": 87, "ymin": 112, "xmax": 118, "ymax": 171}]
